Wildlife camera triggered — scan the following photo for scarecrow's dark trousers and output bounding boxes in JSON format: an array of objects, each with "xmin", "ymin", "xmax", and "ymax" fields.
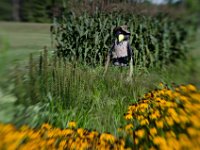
[{"xmin": 112, "ymin": 57, "xmax": 129, "ymax": 67}]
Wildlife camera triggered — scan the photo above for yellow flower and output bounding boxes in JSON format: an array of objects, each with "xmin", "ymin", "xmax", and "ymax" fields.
[
  {"xmin": 150, "ymin": 110, "xmax": 160, "ymax": 120},
  {"xmin": 125, "ymin": 113, "xmax": 133, "ymax": 120},
  {"xmin": 179, "ymin": 134, "xmax": 192, "ymax": 148},
  {"xmin": 179, "ymin": 96, "xmax": 188, "ymax": 103},
  {"xmin": 165, "ymin": 90, "xmax": 173, "ymax": 97},
  {"xmin": 47, "ymin": 139, "xmax": 55, "ymax": 146},
  {"xmin": 190, "ymin": 115, "xmax": 200, "ymax": 128},
  {"xmin": 68, "ymin": 121, "xmax": 76, "ymax": 128},
  {"xmin": 173, "ymin": 92, "xmax": 181, "ymax": 98},
  {"xmin": 153, "ymin": 136, "xmax": 166, "ymax": 146},
  {"xmin": 167, "ymin": 137, "xmax": 180, "ymax": 150},
  {"xmin": 186, "ymin": 84, "xmax": 197, "ymax": 92},
  {"xmin": 156, "ymin": 120, "xmax": 164, "ymax": 128},
  {"xmin": 142, "ymin": 99, "xmax": 149, "ymax": 103},
  {"xmin": 59, "ymin": 140, "xmax": 66, "ymax": 149},
  {"xmin": 155, "ymin": 97, "xmax": 162, "ymax": 102},
  {"xmin": 135, "ymin": 138, "xmax": 139, "ymax": 144},
  {"xmin": 179, "ymin": 115, "xmax": 189, "ymax": 124},
  {"xmin": 140, "ymin": 108, "xmax": 147, "ymax": 113},
  {"xmin": 77, "ymin": 128, "xmax": 85, "ymax": 137},
  {"xmin": 140, "ymin": 119, "xmax": 149, "ymax": 126},
  {"xmin": 137, "ymin": 115, "xmax": 144, "ymax": 121},
  {"xmin": 62, "ymin": 129, "xmax": 74, "ymax": 136},
  {"xmin": 166, "ymin": 131, "xmax": 176, "ymax": 138},
  {"xmin": 167, "ymin": 108, "xmax": 177, "ymax": 116},
  {"xmin": 179, "ymin": 85, "xmax": 187, "ymax": 93},
  {"xmin": 135, "ymin": 129, "xmax": 145, "ymax": 138},
  {"xmin": 187, "ymin": 127, "xmax": 197, "ymax": 136},
  {"xmin": 167, "ymin": 108, "xmax": 180, "ymax": 123},
  {"xmin": 41, "ymin": 123, "xmax": 52, "ymax": 130},
  {"xmin": 150, "ymin": 114, "xmax": 157, "ymax": 120},
  {"xmin": 158, "ymin": 82, "xmax": 164, "ymax": 89},
  {"xmin": 100, "ymin": 133, "xmax": 115, "ymax": 143},
  {"xmin": 150, "ymin": 128, "xmax": 157, "ymax": 136},
  {"xmin": 173, "ymin": 116, "xmax": 180, "ymax": 124},
  {"xmin": 165, "ymin": 117, "xmax": 174, "ymax": 126},
  {"xmin": 29, "ymin": 132, "xmax": 40, "ymax": 139},
  {"xmin": 88, "ymin": 131, "xmax": 98, "ymax": 139},
  {"xmin": 125, "ymin": 124, "xmax": 134, "ymax": 131},
  {"xmin": 0, "ymin": 122, "xmax": 130, "ymax": 150},
  {"xmin": 1, "ymin": 124, "xmax": 15, "ymax": 133},
  {"xmin": 139, "ymin": 103, "xmax": 148, "ymax": 109},
  {"xmin": 128, "ymin": 105, "xmax": 136, "ymax": 111},
  {"xmin": 166, "ymin": 101, "xmax": 175, "ymax": 107},
  {"xmin": 190, "ymin": 93, "xmax": 200, "ymax": 101}
]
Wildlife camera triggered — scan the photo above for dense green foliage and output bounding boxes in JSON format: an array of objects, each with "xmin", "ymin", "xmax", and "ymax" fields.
[
  {"xmin": 185, "ymin": 0, "xmax": 200, "ymax": 13},
  {"xmin": 0, "ymin": 0, "xmax": 12, "ymax": 20},
  {"xmin": 0, "ymin": 0, "xmax": 63, "ymax": 22},
  {"xmin": 1, "ymin": 0, "xmax": 199, "ymax": 22},
  {"xmin": 52, "ymin": 13, "xmax": 195, "ymax": 66}
]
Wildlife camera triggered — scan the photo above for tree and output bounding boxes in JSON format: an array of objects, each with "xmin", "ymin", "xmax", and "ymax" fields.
[
  {"xmin": 0, "ymin": 0, "xmax": 12, "ymax": 20},
  {"xmin": 184, "ymin": 0, "xmax": 200, "ymax": 13},
  {"xmin": 12, "ymin": 0, "xmax": 21, "ymax": 21}
]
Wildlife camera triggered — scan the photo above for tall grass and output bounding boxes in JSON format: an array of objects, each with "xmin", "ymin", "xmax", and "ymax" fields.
[
  {"xmin": 10, "ymin": 46, "xmax": 198, "ymax": 134},
  {"xmin": 11, "ymin": 49, "xmax": 150, "ymax": 133}
]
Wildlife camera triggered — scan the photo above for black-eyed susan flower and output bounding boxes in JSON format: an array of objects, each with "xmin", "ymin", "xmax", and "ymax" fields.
[
  {"xmin": 153, "ymin": 136, "xmax": 167, "ymax": 146},
  {"xmin": 122, "ymin": 84, "xmax": 200, "ymax": 149},
  {"xmin": 124, "ymin": 113, "xmax": 133, "ymax": 120},
  {"xmin": 100, "ymin": 133, "xmax": 115, "ymax": 143},
  {"xmin": 155, "ymin": 120, "xmax": 164, "ymax": 128},
  {"xmin": 67, "ymin": 121, "xmax": 76, "ymax": 128},
  {"xmin": 186, "ymin": 84, "xmax": 197, "ymax": 92},
  {"xmin": 125, "ymin": 124, "xmax": 134, "ymax": 131},
  {"xmin": 150, "ymin": 128, "xmax": 157, "ymax": 136},
  {"xmin": 135, "ymin": 129, "xmax": 145, "ymax": 138},
  {"xmin": 140, "ymin": 119, "xmax": 149, "ymax": 126}
]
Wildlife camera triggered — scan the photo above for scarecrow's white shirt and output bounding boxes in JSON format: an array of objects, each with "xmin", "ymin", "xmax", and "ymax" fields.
[{"xmin": 112, "ymin": 40, "xmax": 128, "ymax": 59}]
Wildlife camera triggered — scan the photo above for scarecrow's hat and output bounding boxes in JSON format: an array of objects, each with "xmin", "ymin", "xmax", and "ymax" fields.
[{"xmin": 113, "ymin": 25, "xmax": 131, "ymax": 35}]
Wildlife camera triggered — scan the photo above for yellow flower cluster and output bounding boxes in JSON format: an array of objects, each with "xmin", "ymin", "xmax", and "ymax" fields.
[
  {"xmin": 1, "ymin": 84, "xmax": 199, "ymax": 150},
  {"xmin": 123, "ymin": 84, "xmax": 200, "ymax": 150},
  {"xmin": 0, "ymin": 122, "xmax": 130, "ymax": 150}
]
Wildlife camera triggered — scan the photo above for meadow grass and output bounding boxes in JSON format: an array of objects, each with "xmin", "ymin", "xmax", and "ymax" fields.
[
  {"xmin": 9, "ymin": 50, "xmax": 200, "ymax": 135},
  {"xmin": 0, "ymin": 22, "xmax": 200, "ymax": 136}
]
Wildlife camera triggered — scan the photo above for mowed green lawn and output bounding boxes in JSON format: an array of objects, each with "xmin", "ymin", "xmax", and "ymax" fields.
[
  {"xmin": 0, "ymin": 21, "xmax": 51, "ymax": 50},
  {"xmin": 0, "ymin": 22, "xmax": 51, "ymax": 79}
]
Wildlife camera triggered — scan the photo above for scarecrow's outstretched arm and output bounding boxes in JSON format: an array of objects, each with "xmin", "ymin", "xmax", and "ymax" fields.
[
  {"xmin": 103, "ymin": 43, "xmax": 114, "ymax": 76},
  {"xmin": 128, "ymin": 43, "xmax": 133, "ymax": 79}
]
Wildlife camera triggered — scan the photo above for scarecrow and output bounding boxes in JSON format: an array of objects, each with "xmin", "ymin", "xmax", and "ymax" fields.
[{"xmin": 104, "ymin": 25, "xmax": 133, "ymax": 79}]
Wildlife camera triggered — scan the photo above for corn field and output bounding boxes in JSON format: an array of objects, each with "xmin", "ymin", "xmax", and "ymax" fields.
[{"xmin": 51, "ymin": 12, "xmax": 195, "ymax": 67}]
